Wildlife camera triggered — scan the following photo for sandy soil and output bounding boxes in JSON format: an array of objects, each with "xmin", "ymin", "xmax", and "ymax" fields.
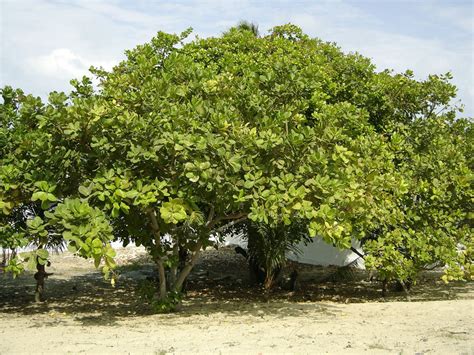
[{"xmin": 1, "ymin": 247, "xmax": 473, "ymax": 354}]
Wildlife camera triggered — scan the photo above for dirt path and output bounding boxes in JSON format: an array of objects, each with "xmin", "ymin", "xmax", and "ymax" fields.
[{"xmin": 0, "ymin": 299, "xmax": 473, "ymax": 354}]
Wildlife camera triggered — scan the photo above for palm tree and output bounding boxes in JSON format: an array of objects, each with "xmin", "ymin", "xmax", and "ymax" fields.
[
  {"xmin": 223, "ymin": 20, "xmax": 259, "ymax": 37},
  {"xmin": 236, "ymin": 20, "xmax": 259, "ymax": 36}
]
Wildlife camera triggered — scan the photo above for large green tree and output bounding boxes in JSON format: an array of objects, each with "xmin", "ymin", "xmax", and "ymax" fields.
[{"xmin": 1, "ymin": 24, "xmax": 472, "ymax": 308}]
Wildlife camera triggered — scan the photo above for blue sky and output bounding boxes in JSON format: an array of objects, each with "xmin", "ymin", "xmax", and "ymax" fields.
[{"xmin": 1, "ymin": 0, "xmax": 473, "ymax": 116}]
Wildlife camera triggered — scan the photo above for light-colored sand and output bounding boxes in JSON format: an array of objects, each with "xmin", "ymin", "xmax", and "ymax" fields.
[
  {"xmin": 1, "ymin": 299, "xmax": 473, "ymax": 354},
  {"xmin": 1, "ymin": 247, "xmax": 473, "ymax": 354}
]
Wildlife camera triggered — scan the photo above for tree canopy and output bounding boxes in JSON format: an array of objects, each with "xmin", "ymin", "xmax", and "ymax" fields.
[{"xmin": 1, "ymin": 24, "xmax": 472, "ymax": 307}]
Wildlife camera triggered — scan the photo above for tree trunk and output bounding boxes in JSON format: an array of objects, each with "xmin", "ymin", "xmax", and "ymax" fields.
[
  {"xmin": 168, "ymin": 241, "xmax": 179, "ymax": 288},
  {"xmin": 173, "ymin": 241, "xmax": 203, "ymax": 293},
  {"xmin": 147, "ymin": 208, "xmax": 168, "ymax": 300},
  {"xmin": 398, "ymin": 279, "xmax": 411, "ymax": 301},
  {"xmin": 382, "ymin": 278, "xmax": 388, "ymax": 297},
  {"xmin": 264, "ymin": 273, "xmax": 274, "ymax": 290},
  {"xmin": 34, "ymin": 260, "xmax": 46, "ymax": 302},
  {"xmin": 156, "ymin": 259, "xmax": 167, "ymax": 301},
  {"xmin": 1, "ymin": 250, "xmax": 6, "ymax": 271}
]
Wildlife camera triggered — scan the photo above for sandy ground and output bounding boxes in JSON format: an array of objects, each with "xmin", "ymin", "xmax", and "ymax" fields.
[
  {"xmin": 0, "ymin": 299, "xmax": 473, "ymax": 354},
  {"xmin": 1, "ymin": 247, "xmax": 473, "ymax": 354}
]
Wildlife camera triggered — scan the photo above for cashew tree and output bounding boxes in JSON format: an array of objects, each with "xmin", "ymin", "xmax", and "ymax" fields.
[
  {"xmin": 1, "ymin": 24, "xmax": 471, "ymax": 309},
  {"xmin": 63, "ymin": 25, "xmax": 404, "ymax": 306}
]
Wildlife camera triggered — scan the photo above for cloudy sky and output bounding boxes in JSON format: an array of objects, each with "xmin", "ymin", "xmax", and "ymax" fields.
[{"xmin": 1, "ymin": 0, "xmax": 473, "ymax": 116}]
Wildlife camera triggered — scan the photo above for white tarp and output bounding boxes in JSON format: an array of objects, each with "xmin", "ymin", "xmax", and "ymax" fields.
[
  {"xmin": 287, "ymin": 237, "xmax": 365, "ymax": 268},
  {"xmin": 223, "ymin": 233, "xmax": 365, "ymax": 268}
]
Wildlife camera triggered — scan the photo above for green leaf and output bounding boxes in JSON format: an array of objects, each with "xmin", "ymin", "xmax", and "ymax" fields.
[
  {"xmin": 160, "ymin": 200, "xmax": 188, "ymax": 224},
  {"xmin": 26, "ymin": 254, "xmax": 36, "ymax": 271},
  {"xmin": 126, "ymin": 190, "xmax": 138, "ymax": 199},
  {"xmin": 92, "ymin": 238, "xmax": 103, "ymax": 248},
  {"xmin": 36, "ymin": 249, "xmax": 49, "ymax": 260},
  {"xmin": 67, "ymin": 243, "xmax": 78, "ymax": 253},
  {"xmin": 292, "ymin": 202, "xmax": 302, "ymax": 210},
  {"xmin": 78, "ymin": 185, "xmax": 91, "ymax": 196},
  {"xmin": 186, "ymin": 172, "xmax": 199, "ymax": 182},
  {"xmin": 46, "ymin": 193, "xmax": 57, "ymax": 202},
  {"xmin": 105, "ymin": 247, "xmax": 116, "ymax": 258},
  {"xmin": 31, "ymin": 191, "xmax": 48, "ymax": 202},
  {"xmin": 199, "ymin": 162, "xmax": 211, "ymax": 170},
  {"xmin": 244, "ymin": 181, "xmax": 254, "ymax": 189},
  {"xmin": 111, "ymin": 207, "xmax": 120, "ymax": 218},
  {"xmin": 120, "ymin": 202, "xmax": 130, "ymax": 213}
]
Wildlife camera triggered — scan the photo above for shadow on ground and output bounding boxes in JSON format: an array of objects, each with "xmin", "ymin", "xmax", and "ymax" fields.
[{"xmin": 0, "ymin": 247, "xmax": 472, "ymax": 326}]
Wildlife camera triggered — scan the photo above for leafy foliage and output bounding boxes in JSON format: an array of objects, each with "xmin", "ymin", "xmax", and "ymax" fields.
[
  {"xmin": 0, "ymin": 85, "xmax": 116, "ymax": 282},
  {"xmin": 1, "ymin": 24, "xmax": 472, "ymax": 307}
]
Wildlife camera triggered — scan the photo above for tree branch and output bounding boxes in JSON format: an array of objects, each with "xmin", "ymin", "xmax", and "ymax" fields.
[
  {"xmin": 205, "ymin": 205, "xmax": 215, "ymax": 227},
  {"xmin": 213, "ymin": 216, "xmax": 248, "ymax": 234},
  {"xmin": 147, "ymin": 207, "xmax": 161, "ymax": 239},
  {"xmin": 207, "ymin": 212, "xmax": 247, "ymax": 229}
]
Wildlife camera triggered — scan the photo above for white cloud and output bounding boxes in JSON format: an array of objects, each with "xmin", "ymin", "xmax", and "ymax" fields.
[{"xmin": 30, "ymin": 48, "xmax": 116, "ymax": 80}]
